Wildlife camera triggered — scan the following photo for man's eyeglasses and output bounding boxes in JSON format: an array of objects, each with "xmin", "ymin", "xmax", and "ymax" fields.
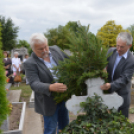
[{"xmin": 116, "ymin": 45, "xmax": 126, "ymax": 49}]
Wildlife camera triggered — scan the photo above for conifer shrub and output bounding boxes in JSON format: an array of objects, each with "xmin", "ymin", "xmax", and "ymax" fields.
[
  {"xmin": 0, "ymin": 23, "xmax": 9, "ymax": 134},
  {"xmin": 60, "ymin": 95, "xmax": 134, "ymax": 134},
  {"xmin": 53, "ymin": 25, "xmax": 109, "ymax": 103}
]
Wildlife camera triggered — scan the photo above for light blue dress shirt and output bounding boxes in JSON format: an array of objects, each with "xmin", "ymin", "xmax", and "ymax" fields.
[
  {"xmin": 38, "ymin": 52, "xmax": 58, "ymax": 81},
  {"xmin": 112, "ymin": 50, "xmax": 128, "ymax": 80}
]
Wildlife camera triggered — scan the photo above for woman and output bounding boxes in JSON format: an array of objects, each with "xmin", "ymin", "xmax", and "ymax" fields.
[
  {"xmin": 12, "ymin": 52, "xmax": 21, "ymax": 86},
  {"xmin": 3, "ymin": 51, "xmax": 12, "ymax": 77},
  {"xmin": 12, "ymin": 52, "xmax": 21, "ymax": 74},
  {"xmin": 3, "ymin": 51, "xmax": 14, "ymax": 84}
]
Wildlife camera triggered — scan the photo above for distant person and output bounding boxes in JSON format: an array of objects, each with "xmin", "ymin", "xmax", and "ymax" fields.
[
  {"xmin": 23, "ymin": 54, "xmax": 29, "ymax": 62},
  {"xmin": 22, "ymin": 54, "xmax": 29, "ymax": 84},
  {"xmin": 100, "ymin": 32, "xmax": 134, "ymax": 118},
  {"xmin": 3, "ymin": 51, "xmax": 14, "ymax": 84},
  {"xmin": 12, "ymin": 52, "xmax": 21, "ymax": 75},
  {"xmin": 3, "ymin": 51, "xmax": 12, "ymax": 77},
  {"xmin": 24, "ymin": 33, "xmax": 69, "ymax": 134},
  {"xmin": 21, "ymin": 54, "xmax": 29, "ymax": 74}
]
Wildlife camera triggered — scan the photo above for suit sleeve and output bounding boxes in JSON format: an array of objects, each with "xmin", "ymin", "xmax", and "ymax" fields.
[{"xmin": 109, "ymin": 59, "xmax": 134, "ymax": 93}]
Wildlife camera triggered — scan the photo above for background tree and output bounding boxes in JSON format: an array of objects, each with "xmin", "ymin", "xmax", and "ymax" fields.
[
  {"xmin": 0, "ymin": 16, "xmax": 19, "ymax": 51},
  {"xmin": 0, "ymin": 22, "xmax": 9, "ymax": 134},
  {"xmin": 65, "ymin": 21, "xmax": 79, "ymax": 33},
  {"xmin": 127, "ymin": 24, "xmax": 134, "ymax": 52},
  {"xmin": 97, "ymin": 20, "xmax": 128, "ymax": 47},
  {"xmin": 44, "ymin": 21, "xmax": 87, "ymax": 50},
  {"xmin": 17, "ymin": 40, "xmax": 32, "ymax": 54},
  {"xmin": 44, "ymin": 25, "xmax": 70, "ymax": 50}
]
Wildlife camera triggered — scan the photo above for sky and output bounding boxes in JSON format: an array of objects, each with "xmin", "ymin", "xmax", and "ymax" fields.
[{"xmin": 1, "ymin": 0, "xmax": 134, "ymax": 42}]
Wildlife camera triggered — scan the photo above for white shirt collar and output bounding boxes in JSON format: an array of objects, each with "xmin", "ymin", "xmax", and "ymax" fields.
[{"xmin": 38, "ymin": 51, "xmax": 51, "ymax": 61}]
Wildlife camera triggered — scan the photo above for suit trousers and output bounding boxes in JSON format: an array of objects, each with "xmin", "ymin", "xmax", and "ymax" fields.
[
  {"xmin": 118, "ymin": 106, "xmax": 129, "ymax": 118},
  {"xmin": 43, "ymin": 101, "xmax": 69, "ymax": 134}
]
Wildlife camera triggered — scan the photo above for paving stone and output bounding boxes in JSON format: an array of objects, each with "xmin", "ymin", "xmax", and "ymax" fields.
[
  {"xmin": 7, "ymin": 90, "xmax": 21, "ymax": 102},
  {"xmin": 23, "ymin": 108, "xmax": 43, "ymax": 134}
]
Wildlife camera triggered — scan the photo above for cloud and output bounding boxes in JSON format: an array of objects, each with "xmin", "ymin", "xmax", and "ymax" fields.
[{"xmin": 1, "ymin": 0, "xmax": 134, "ymax": 41}]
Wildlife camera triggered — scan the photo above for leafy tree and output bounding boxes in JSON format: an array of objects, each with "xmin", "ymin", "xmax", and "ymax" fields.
[
  {"xmin": 44, "ymin": 25, "xmax": 70, "ymax": 50},
  {"xmin": 127, "ymin": 24, "xmax": 134, "ymax": 52},
  {"xmin": 97, "ymin": 20, "xmax": 128, "ymax": 47},
  {"xmin": 65, "ymin": 21, "xmax": 79, "ymax": 33},
  {"xmin": 44, "ymin": 21, "xmax": 88, "ymax": 50},
  {"xmin": 0, "ymin": 16, "xmax": 19, "ymax": 51},
  {"xmin": 17, "ymin": 40, "xmax": 32, "ymax": 54},
  {"xmin": 0, "ymin": 23, "xmax": 9, "ymax": 134},
  {"xmin": 52, "ymin": 25, "xmax": 108, "ymax": 103}
]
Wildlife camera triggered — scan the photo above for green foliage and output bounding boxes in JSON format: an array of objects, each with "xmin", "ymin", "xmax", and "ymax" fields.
[
  {"xmin": 129, "ymin": 107, "xmax": 134, "ymax": 114},
  {"xmin": 127, "ymin": 24, "xmax": 134, "ymax": 52},
  {"xmin": 61, "ymin": 95, "xmax": 134, "ymax": 134},
  {"xmin": 52, "ymin": 25, "xmax": 108, "ymax": 103},
  {"xmin": 44, "ymin": 21, "xmax": 88, "ymax": 50},
  {"xmin": 0, "ymin": 23, "xmax": 9, "ymax": 134},
  {"xmin": 97, "ymin": 20, "xmax": 128, "ymax": 47},
  {"xmin": 0, "ymin": 15, "xmax": 19, "ymax": 51},
  {"xmin": 17, "ymin": 40, "xmax": 32, "ymax": 54},
  {"xmin": 44, "ymin": 25, "xmax": 70, "ymax": 50}
]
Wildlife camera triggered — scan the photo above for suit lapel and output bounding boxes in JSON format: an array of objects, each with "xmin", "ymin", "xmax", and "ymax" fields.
[
  {"xmin": 32, "ymin": 52, "xmax": 53, "ymax": 79},
  {"xmin": 113, "ymin": 51, "xmax": 129, "ymax": 78},
  {"xmin": 110, "ymin": 51, "xmax": 117, "ymax": 74},
  {"xmin": 50, "ymin": 48, "xmax": 59, "ymax": 65},
  {"xmin": 115, "ymin": 57, "xmax": 125, "ymax": 72}
]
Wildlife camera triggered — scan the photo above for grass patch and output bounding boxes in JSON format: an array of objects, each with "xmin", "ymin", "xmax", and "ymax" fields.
[
  {"xmin": 130, "ymin": 107, "xmax": 134, "ymax": 114},
  {"xmin": 10, "ymin": 83, "xmax": 32, "ymax": 102}
]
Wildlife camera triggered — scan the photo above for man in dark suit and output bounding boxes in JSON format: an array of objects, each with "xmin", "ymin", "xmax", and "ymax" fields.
[
  {"xmin": 24, "ymin": 33, "xmax": 69, "ymax": 134},
  {"xmin": 100, "ymin": 32, "xmax": 134, "ymax": 118}
]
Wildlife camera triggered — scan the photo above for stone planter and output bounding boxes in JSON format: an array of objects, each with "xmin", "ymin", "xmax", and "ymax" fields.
[{"xmin": 1, "ymin": 102, "xmax": 26, "ymax": 134}]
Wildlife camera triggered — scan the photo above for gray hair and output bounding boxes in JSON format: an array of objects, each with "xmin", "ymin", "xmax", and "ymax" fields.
[
  {"xmin": 116, "ymin": 32, "xmax": 133, "ymax": 46},
  {"xmin": 29, "ymin": 33, "xmax": 48, "ymax": 50},
  {"xmin": 14, "ymin": 51, "xmax": 19, "ymax": 56}
]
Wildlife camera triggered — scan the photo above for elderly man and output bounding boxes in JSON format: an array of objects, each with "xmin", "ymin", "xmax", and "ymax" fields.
[
  {"xmin": 24, "ymin": 33, "xmax": 69, "ymax": 134},
  {"xmin": 100, "ymin": 32, "xmax": 134, "ymax": 118}
]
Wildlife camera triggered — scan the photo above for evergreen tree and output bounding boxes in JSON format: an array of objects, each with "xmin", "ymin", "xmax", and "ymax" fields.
[
  {"xmin": 52, "ymin": 25, "xmax": 108, "ymax": 103},
  {"xmin": 17, "ymin": 40, "xmax": 32, "ymax": 54},
  {"xmin": 0, "ymin": 23, "xmax": 9, "ymax": 134},
  {"xmin": 0, "ymin": 16, "xmax": 19, "ymax": 51},
  {"xmin": 97, "ymin": 20, "xmax": 128, "ymax": 47}
]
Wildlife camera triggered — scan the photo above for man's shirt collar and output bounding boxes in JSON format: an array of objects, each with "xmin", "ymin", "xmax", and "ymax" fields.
[{"xmin": 116, "ymin": 50, "xmax": 128, "ymax": 59}]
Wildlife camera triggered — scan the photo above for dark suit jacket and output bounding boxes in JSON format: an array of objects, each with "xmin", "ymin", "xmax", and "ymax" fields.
[
  {"xmin": 107, "ymin": 47, "xmax": 134, "ymax": 109},
  {"xmin": 24, "ymin": 45, "xmax": 68, "ymax": 116}
]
